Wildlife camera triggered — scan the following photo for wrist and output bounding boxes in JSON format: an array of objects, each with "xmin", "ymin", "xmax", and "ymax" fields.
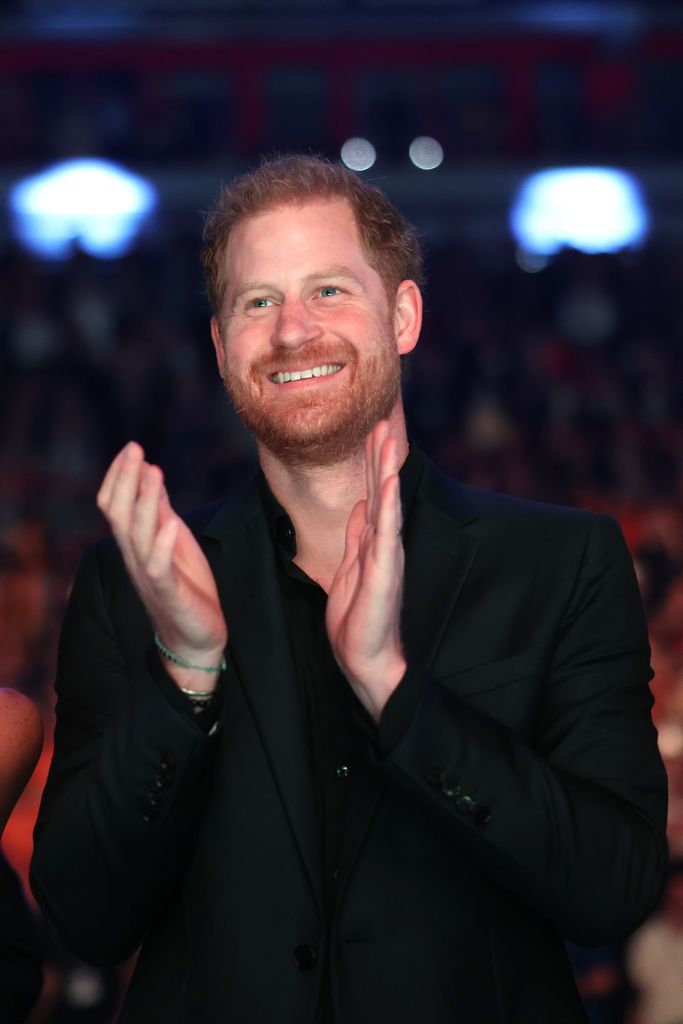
[
  {"xmin": 154, "ymin": 632, "xmax": 226, "ymax": 695},
  {"xmin": 346, "ymin": 653, "xmax": 407, "ymax": 723},
  {"xmin": 160, "ymin": 659, "xmax": 220, "ymax": 695}
]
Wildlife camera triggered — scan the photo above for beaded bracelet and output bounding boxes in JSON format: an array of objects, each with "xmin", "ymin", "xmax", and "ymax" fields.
[{"xmin": 154, "ymin": 632, "xmax": 226, "ymax": 674}]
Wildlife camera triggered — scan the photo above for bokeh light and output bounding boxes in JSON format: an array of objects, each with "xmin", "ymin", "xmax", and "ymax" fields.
[
  {"xmin": 408, "ymin": 137, "xmax": 444, "ymax": 170},
  {"xmin": 340, "ymin": 138, "xmax": 377, "ymax": 172},
  {"xmin": 9, "ymin": 158, "xmax": 157, "ymax": 260},
  {"xmin": 510, "ymin": 167, "xmax": 648, "ymax": 255}
]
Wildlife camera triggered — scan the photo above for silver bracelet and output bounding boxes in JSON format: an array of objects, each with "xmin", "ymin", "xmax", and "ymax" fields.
[
  {"xmin": 154, "ymin": 632, "xmax": 226, "ymax": 674},
  {"xmin": 179, "ymin": 690, "xmax": 215, "ymax": 714}
]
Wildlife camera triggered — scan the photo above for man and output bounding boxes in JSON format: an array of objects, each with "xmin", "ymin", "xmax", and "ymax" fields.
[{"xmin": 31, "ymin": 155, "xmax": 667, "ymax": 1023}]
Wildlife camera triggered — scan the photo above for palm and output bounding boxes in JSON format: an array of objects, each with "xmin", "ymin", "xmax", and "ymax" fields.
[
  {"xmin": 326, "ymin": 500, "xmax": 402, "ymax": 661},
  {"xmin": 325, "ymin": 422, "xmax": 406, "ymax": 718},
  {"xmin": 157, "ymin": 513, "xmax": 225, "ymax": 648},
  {"xmin": 97, "ymin": 442, "xmax": 227, "ymax": 658}
]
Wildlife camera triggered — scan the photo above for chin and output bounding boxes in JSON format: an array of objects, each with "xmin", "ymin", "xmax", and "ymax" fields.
[
  {"xmin": 256, "ymin": 411, "xmax": 370, "ymax": 468},
  {"xmin": 225, "ymin": 347, "xmax": 401, "ymax": 466}
]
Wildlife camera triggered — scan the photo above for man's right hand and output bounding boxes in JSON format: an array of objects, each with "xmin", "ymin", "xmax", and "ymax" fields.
[{"xmin": 97, "ymin": 442, "xmax": 227, "ymax": 692}]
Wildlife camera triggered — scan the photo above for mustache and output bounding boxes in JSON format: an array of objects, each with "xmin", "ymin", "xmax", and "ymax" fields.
[{"xmin": 248, "ymin": 339, "xmax": 357, "ymax": 379}]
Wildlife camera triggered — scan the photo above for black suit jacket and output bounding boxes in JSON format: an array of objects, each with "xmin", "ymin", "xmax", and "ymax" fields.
[
  {"xmin": 0, "ymin": 851, "xmax": 43, "ymax": 1023},
  {"xmin": 31, "ymin": 455, "xmax": 668, "ymax": 1023}
]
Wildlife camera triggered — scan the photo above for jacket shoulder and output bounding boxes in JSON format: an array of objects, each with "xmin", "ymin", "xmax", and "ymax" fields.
[{"xmin": 421, "ymin": 455, "xmax": 600, "ymax": 529}]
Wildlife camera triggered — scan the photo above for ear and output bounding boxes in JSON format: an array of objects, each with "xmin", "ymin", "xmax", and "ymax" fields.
[
  {"xmin": 210, "ymin": 316, "xmax": 226, "ymax": 376},
  {"xmin": 393, "ymin": 280, "xmax": 422, "ymax": 356}
]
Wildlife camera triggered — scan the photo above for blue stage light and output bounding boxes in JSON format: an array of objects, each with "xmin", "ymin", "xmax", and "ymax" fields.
[
  {"xmin": 9, "ymin": 159, "xmax": 156, "ymax": 260},
  {"xmin": 510, "ymin": 167, "xmax": 648, "ymax": 256}
]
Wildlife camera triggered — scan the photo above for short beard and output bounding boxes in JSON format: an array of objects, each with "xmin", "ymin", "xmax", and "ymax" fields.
[{"xmin": 222, "ymin": 332, "xmax": 401, "ymax": 468}]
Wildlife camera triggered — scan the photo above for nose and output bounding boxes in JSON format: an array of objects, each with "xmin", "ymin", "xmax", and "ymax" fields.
[{"xmin": 273, "ymin": 298, "xmax": 322, "ymax": 350}]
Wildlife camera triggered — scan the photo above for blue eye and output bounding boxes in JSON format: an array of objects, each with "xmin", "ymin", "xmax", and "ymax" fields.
[
  {"xmin": 319, "ymin": 286, "xmax": 340, "ymax": 297},
  {"xmin": 250, "ymin": 297, "xmax": 272, "ymax": 308}
]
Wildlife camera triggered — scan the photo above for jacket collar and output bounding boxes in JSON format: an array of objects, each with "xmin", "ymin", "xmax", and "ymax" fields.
[{"xmin": 199, "ymin": 446, "xmax": 479, "ymax": 545}]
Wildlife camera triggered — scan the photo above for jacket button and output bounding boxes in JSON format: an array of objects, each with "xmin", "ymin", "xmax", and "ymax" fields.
[
  {"xmin": 142, "ymin": 805, "xmax": 159, "ymax": 823},
  {"xmin": 160, "ymin": 754, "xmax": 176, "ymax": 774},
  {"xmin": 441, "ymin": 779, "xmax": 461, "ymax": 799},
  {"xmin": 336, "ymin": 765, "xmax": 349, "ymax": 778},
  {"xmin": 292, "ymin": 944, "xmax": 317, "ymax": 971},
  {"xmin": 456, "ymin": 794, "xmax": 475, "ymax": 814}
]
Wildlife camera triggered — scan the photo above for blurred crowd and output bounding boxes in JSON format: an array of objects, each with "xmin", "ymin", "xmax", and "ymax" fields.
[
  {"xmin": 0, "ymin": 227, "xmax": 682, "ymax": 1021},
  {"xmin": 3, "ymin": 52, "xmax": 683, "ymax": 169}
]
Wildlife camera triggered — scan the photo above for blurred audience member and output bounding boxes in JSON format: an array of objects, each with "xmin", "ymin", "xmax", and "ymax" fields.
[
  {"xmin": 0, "ymin": 689, "xmax": 44, "ymax": 1023},
  {"xmin": 627, "ymin": 865, "xmax": 683, "ymax": 1024}
]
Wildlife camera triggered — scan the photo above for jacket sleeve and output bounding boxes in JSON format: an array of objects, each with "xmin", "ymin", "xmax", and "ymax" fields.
[
  {"xmin": 30, "ymin": 541, "xmax": 222, "ymax": 965},
  {"xmin": 380, "ymin": 514, "xmax": 668, "ymax": 945}
]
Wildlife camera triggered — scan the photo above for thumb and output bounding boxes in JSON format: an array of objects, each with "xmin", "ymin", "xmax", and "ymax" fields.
[{"xmin": 337, "ymin": 499, "xmax": 366, "ymax": 576}]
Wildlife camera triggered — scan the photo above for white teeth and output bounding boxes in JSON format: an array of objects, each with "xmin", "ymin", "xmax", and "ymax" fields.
[{"xmin": 271, "ymin": 364, "xmax": 342, "ymax": 384}]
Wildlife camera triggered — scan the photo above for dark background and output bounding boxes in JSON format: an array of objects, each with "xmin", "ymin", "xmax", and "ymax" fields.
[{"xmin": 1, "ymin": 2, "xmax": 682, "ymax": 1021}]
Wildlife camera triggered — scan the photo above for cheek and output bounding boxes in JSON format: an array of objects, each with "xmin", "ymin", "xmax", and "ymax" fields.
[
  {"xmin": 223, "ymin": 325, "xmax": 261, "ymax": 370},
  {"xmin": 320, "ymin": 307, "xmax": 384, "ymax": 339}
]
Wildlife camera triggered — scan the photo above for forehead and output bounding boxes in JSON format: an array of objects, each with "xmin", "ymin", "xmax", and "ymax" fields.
[{"xmin": 223, "ymin": 199, "xmax": 371, "ymax": 286}]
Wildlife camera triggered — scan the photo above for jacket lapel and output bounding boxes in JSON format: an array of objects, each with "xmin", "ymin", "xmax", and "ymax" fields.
[
  {"xmin": 401, "ymin": 461, "xmax": 479, "ymax": 672},
  {"xmin": 201, "ymin": 484, "xmax": 322, "ymax": 910}
]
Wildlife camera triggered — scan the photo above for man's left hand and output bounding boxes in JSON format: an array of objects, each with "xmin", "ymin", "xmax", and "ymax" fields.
[{"xmin": 325, "ymin": 421, "xmax": 407, "ymax": 722}]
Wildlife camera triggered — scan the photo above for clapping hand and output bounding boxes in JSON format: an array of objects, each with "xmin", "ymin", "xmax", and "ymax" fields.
[
  {"xmin": 97, "ymin": 442, "xmax": 227, "ymax": 690},
  {"xmin": 325, "ymin": 421, "xmax": 407, "ymax": 722}
]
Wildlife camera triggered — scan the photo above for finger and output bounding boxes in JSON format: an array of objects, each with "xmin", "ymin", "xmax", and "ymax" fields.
[
  {"xmin": 129, "ymin": 464, "xmax": 163, "ymax": 564},
  {"xmin": 329, "ymin": 500, "xmax": 366, "ymax": 614},
  {"xmin": 374, "ymin": 472, "xmax": 402, "ymax": 567},
  {"xmin": 370, "ymin": 425, "xmax": 382, "ymax": 523},
  {"xmin": 367, "ymin": 421, "xmax": 388, "ymax": 525},
  {"xmin": 146, "ymin": 514, "xmax": 180, "ymax": 587},
  {"xmin": 386, "ymin": 430, "xmax": 401, "ymax": 477},
  {"xmin": 343, "ymin": 498, "xmax": 366, "ymax": 562},
  {"xmin": 335, "ymin": 498, "xmax": 367, "ymax": 584},
  {"xmin": 374, "ymin": 419, "xmax": 388, "ymax": 473},
  {"xmin": 104, "ymin": 442, "xmax": 145, "ymax": 538},
  {"xmin": 364, "ymin": 430, "xmax": 375, "ymax": 526},
  {"xmin": 376, "ymin": 434, "xmax": 400, "ymax": 537},
  {"xmin": 96, "ymin": 443, "xmax": 135, "ymax": 512},
  {"xmin": 157, "ymin": 477, "xmax": 173, "ymax": 526},
  {"xmin": 378, "ymin": 431, "xmax": 395, "ymax": 483},
  {"xmin": 375, "ymin": 423, "xmax": 395, "ymax": 525}
]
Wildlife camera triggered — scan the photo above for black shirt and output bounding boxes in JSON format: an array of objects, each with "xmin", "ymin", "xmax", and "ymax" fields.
[{"xmin": 260, "ymin": 444, "xmax": 424, "ymax": 1023}]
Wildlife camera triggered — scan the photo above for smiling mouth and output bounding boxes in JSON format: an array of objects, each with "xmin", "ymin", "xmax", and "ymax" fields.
[{"xmin": 270, "ymin": 363, "xmax": 343, "ymax": 384}]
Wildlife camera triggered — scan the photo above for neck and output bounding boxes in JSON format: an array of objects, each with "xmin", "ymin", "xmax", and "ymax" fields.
[{"xmin": 258, "ymin": 406, "xmax": 409, "ymax": 589}]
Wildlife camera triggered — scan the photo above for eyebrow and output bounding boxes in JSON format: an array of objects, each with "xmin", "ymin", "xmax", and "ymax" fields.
[{"xmin": 231, "ymin": 265, "xmax": 364, "ymax": 306}]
